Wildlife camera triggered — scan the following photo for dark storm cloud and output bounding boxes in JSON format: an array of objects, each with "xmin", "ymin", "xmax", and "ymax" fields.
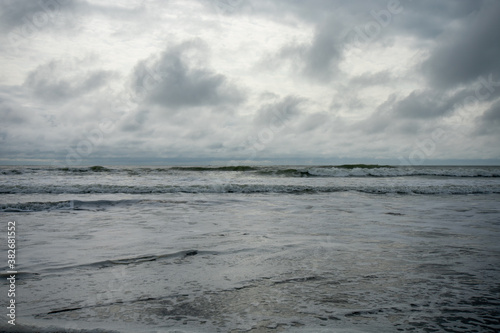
[
  {"xmin": 24, "ymin": 59, "xmax": 116, "ymax": 102},
  {"xmin": 131, "ymin": 40, "xmax": 244, "ymax": 109},
  {"xmin": 422, "ymin": 0, "xmax": 500, "ymax": 90}
]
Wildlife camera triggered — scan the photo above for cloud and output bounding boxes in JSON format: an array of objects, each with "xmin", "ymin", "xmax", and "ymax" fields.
[
  {"xmin": 1, "ymin": 0, "xmax": 500, "ymax": 164},
  {"xmin": 24, "ymin": 58, "xmax": 116, "ymax": 102},
  {"xmin": 475, "ymin": 100, "xmax": 500, "ymax": 136},
  {"xmin": 422, "ymin": 1, "xmax": 500, "ymax": 90},
  {"xmin": 1, "ymin": 0, "xmax": 78, "ymax": 47},
  {"xmin": 118, "ymin": 109, "xmax": 150, "ymax": 133},
  {"xmin": 0, "ymin": 0, "xmax": 75, "ymax": 30},
  {"xmin": 300, "ymin": 18, "xmax": 344, "ymax": 82},
  {"xmin": 253, "ymin": 95, "xmax": 304, "ymax": 127},
  {"xmin": 349, "ymin": 71, "xmax": 393, "ymax": 88},
  {"xmin": 296, "ymin": 112, "xmax": 329, "ymax": 133},
  {"xmin": 131, "ymin": 40, "xmax": 245, "ymax": 109},
  {"xmin": 391, "ymin": 90, "xmax": 458, "ymax": 119},
  {"xmin": 360, "ymin": 72, "xmax": 500, "ymax": 137},
  {"xmin": 264, "ymin": 15, "xmax": 346, "ymax": 83},
  {"xmin": 0, "ymin": 88, "xmax": 32, "ymax": 125},
  {"xmin": 396, "ymin": 1, "xmax": 483, "ymax": 39},
  {"xmin": 0, "ymin": 0, "xmax": 146, "ymax": 32}
]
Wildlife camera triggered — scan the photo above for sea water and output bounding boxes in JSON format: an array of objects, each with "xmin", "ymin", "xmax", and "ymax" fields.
[{"xmin": 1, "ymin": 165, "xmax": 499, "ymax": 332}]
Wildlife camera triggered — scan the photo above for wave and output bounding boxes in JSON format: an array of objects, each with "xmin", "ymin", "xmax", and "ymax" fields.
[
  {"xmin": 2, "ymin": 185, "xmax": 499, "ymax": 210},
  {"xmin": 0, "ymin": 166, "xmax": 113, "ymax": 175},
  {"xmin": 59, "ymin": 165, "xmax": 112, "ymax": 172},
  {"xmin": 38, "ymin": 249, "xmax": 207, "ymax": 274},
  {"xmin": 0, "ymin": 323, "xmax": 116, "ymax": 333},
  {"xmin": 0, "ymin": 200, "xmax": 75, "ymax": 212},
  {"xmin": 171, "ymin": 165, "xmax": 257, "ymax": 172},
  {"xmin": 2, "ymin": 165, "xmax": 500, "ymax": 177},
  {"xmin": 0, "ymin": 271, "xmax": 40, "ymax": 279},
  {"xmin": 0, "ymin": 199, "xmax": 193, "ymax": 212},
  {"xmin": 261, "ymin": 166, "xmax": 500, "ymax": 178}
]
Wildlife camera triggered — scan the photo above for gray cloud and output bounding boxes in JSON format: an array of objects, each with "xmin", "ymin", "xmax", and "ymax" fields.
[
  {"xmin": 119, "ymin": 109, "xmax": 150, "ymax": 133},
  {"xmin": 475, "ymin": 101, "xmax": 500, "ymax": 136},
  {"xmin": 396, "ymin": 1, "xmax": 483, "ymax": 39},
  {"xmin": 296, "ymin": 112, "xmax": 329, "ymax": 133},
  {"xmin": 422, "ymin": 1, "xmax": 500, "ymax": 90},
  {"xmin": 131, "ymin": 40, "xmax": 244, "ymax": 109},
  {"xmin": 301, "ymin": 18, "xmax": 344, "ymax": 82},
  {"xmin": 0, "ymin": 0, "xmax": 145, "ymax": 32},
  {"xmin": 23, "ymin": 59, "xmax": 116, "ymax": 102},
  {"xmin": 1, "ymin": 0, "xmax": 79, "ymax": 46},
  {"xmin": 1, "ymin": 0, "xmax": 500, "ymax": 164},
  {"xmin": 265, "ymin": 15, "xmax": 346, "ymax": 83},
  {"xmin": 0, "ymin": 0, "xmax": 75, "ymax": 30},
  {"xmin": 357, "ymin": 94, "xmax": 397, "ymax": 135},
  {"xmin": 260, "ymin": 0, "xmax": 492, "ymax": 86},
  {"xmin": 0, "ymin": 95, "xmax": 31, "ymax": 125},
  {"xmin": 250, "ymin": 0, "xmax": 482, "ymax": 42},
  {"xmin": 349, "ymin": 71, "xmax": 393, "ymax": 88},
  {"xmin": 253, "ymin": 96, "xmax": 304, "ymax": 128},
  {"xmin": 392, "ymin": 90, "xmax": 458, "ymax": 119},
  {"xmin": 78, "ymin": 1, "xmax": 146, "ymax": 20},
  {"xmin": 362, "ymin": 75, "xmax": 500, "ymax": 135}
]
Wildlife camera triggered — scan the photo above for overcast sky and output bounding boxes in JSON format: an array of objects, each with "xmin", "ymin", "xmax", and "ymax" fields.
[{"xmin": 1, "ymin": 0, "xmax": 500, "ymax": 165}]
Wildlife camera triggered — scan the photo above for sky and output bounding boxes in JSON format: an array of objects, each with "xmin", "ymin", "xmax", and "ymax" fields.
[{"xmin": 1, "ymin": 0, "xmax": 500, "ymax": 166}]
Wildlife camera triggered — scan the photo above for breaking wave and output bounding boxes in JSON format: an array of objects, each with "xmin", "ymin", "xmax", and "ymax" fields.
[
  {"xmin": 2, "ymin": 185, "xmax": 500, "ymax": 211},
  {"xmin": 2, "ymin": 165, "xmax": 500, "ymax": 177}
]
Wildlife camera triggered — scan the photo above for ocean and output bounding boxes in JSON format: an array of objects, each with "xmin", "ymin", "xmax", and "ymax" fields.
[{"xmin": 1, "ymin": 165, "xmax": 500, "ymax": 333}]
